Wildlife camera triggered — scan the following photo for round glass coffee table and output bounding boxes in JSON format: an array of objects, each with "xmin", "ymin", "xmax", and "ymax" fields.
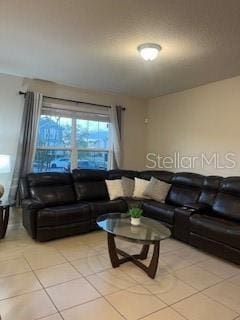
[{"xmin": 97, "ymin": 213, "xmax": 171, "ymax": 278}]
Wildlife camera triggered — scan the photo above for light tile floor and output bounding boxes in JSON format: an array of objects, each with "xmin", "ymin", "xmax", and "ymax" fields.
[{"xmin": 0, "ymin": 214, "xmax": 240, "ymax": 320}]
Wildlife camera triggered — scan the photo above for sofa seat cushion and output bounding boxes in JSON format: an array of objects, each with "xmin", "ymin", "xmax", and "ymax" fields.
[
  {"xmin": 38, "ymin": 203, "xmax": 90, "ymax": 227},
  {"xmin": 89, "ymin": 199, "xmax": 127, "ymax": 218},
  {"xmin": 190, "ymin": 214, "xmax": 240, "ymax": 250},
  {"xmin": 142, "ymin": 201, "xmax": 176, "ymax": 224}
]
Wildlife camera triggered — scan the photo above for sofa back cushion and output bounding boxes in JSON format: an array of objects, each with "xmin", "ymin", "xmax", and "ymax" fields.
[
  {"xmin": 199, "ymin": 176, "xmax": 222, "ymax": 206},
  {"xmin": 139, "ymin": 170, "xmax": 174, "ymax": 183},
  {"xmin": 108, "ymin": 170, "xmax": 139, "ymax": 180},
  {"xmin": 213, "ymin": 177, "xmax": 240, "ymax": 222},
  {"xmin": 27, "ymin": 172, "xmax": 75, "ymax": 206},
  {"xmin": 72, "ymin": 169, "xmax": 108, "ymax": 181},
  {"xmin": 72, "ymin": 169, "xmax": 109, "ymax": 201},
  {"xmin": 74, "ymin": 181, "xmax": 109, "ymax": 201},
  {"xmin": 166, "ymin": 172, "xmax": 204, "ymax": 206}
]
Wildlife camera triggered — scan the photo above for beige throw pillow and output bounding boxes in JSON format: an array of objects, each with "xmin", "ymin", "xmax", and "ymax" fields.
[
  {"xmin": 121, "ymin": 177, "xmax": 135, "ymax": 197},
  {"xmin": 143, "ymin": 177, "xmax": 171, "ymax": 202},
  {"xmin": 132, "ymin": 177, "xmax": 150, "ymax": 199},
  {"xmin": 105, "ymin": 179, "xmax": 124, "ymax": 200}
]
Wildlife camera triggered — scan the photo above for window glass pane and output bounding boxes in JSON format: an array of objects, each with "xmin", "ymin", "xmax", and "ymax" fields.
[
  {"xmin": 76, "ymin": 119, "xmax": 109, "ymax": 149},
  {"xmin": 33, "ymin": 110, "xmax": 110, "ymax": 172},
  {"xmin": 88, "ymin": 120, "xmax": 99, "ymax": 149},
  {"xmin": 77, "ymin": 151, "xmax": 108, "ymax": 170},
  {"xmin": 99, "ymin": 122, "xmax": 109, "ymax": 149},
  {"xmin": 76, "ymin": 119, "xmax": 88, "ymax": 148},
  {"xmin": 33, "ymin": 150, "xmax": 71, "ymax": 172},
  {"xmin": 37, "ymin": 115, "xmax": 72, "ymax": 147}
]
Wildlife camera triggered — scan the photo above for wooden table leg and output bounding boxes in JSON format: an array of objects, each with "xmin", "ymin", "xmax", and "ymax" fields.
[
  {"xmin": 139, "ymin": 244, "xmax": 150, "ymax": 260},
  {"xmin": 107, "ymin": 232, "xmax": 120, "ymax": 268},
  {"xmin": 0, "ymin": 206, "xmax": 9, "ymax": 239},
  {"xmin": 116, "ymin": 241, "xmax": 160, "ymax": 278},
  {"xmin": 107, "ymin": 233, "xmax": 160, "ymax": 279},
  {"xmin": 147, "ymin": 241, "xmax": 160, "ymax": 278}
]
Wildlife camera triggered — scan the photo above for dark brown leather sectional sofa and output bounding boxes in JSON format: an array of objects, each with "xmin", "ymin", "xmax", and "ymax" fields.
[{"xmin": 20, "ymin": 169, "xmax": 240, "ymax": 264}]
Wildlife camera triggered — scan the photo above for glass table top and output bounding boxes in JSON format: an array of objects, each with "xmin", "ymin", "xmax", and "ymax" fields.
[{"xmin": 97, "ymin": 213, "xmax": 171, "ymax": 243}]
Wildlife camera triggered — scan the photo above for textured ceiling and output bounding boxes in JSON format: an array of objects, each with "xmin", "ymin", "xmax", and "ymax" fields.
[{"xmin": 1, "ymin": 0, "xmax": 240, "ymax": 98}]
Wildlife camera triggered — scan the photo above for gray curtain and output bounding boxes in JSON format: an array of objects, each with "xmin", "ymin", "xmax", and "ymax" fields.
[
  {"xmin": 9, "ymin": 91, "xmax": 43, "ymax": 201},
  {"xmin": 110, "ymin": 105, "xmax": 123, "ymax": 169}
]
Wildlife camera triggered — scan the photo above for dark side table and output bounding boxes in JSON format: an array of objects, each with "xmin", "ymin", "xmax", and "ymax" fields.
[{"xmin": 0, "ymin": 200, "xmax": 15, "ymax": 239}]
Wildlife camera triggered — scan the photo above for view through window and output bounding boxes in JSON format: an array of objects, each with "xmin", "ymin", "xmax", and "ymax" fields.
[{"xmin": 33, "ymin": 110, "xmax": 110, "ymax": 172}]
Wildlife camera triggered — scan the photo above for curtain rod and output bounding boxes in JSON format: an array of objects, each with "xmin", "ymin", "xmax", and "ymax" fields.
[{"xmin": 18, "ymin": 91, "xmax": 125, "ymax": 111}]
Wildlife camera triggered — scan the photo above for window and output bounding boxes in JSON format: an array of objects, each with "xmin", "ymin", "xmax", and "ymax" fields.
[{"xmin": 33, "ymin": 100, "xmax": 111, "ymax": 172}]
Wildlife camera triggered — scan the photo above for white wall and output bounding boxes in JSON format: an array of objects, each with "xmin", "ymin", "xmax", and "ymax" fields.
[
  {"xmin": 146, "ymin": 76, "xmax": 240, "ymax": 176},
  {"xmin": 0, "ymin": 74, "xmax": 147, "ymax": 199},
  {"xmin": 0, "ymin": 74, "xmax": 26, "ymax": 200}
]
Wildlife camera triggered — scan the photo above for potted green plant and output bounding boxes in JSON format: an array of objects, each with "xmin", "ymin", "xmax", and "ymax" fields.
[{"xmin": 128, "ymin": 207, "xmax": 143, "ymax": 226}]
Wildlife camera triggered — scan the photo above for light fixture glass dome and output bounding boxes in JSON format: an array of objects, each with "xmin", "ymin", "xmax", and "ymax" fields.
[{"xmin": 138, "ymin": 43, "xmax": 161, "ymax": 61}]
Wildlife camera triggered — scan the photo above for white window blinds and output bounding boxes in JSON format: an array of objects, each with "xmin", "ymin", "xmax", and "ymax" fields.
[{"xmin": 42, "ymin": 97, "xmax": 110, "ymax": 122}]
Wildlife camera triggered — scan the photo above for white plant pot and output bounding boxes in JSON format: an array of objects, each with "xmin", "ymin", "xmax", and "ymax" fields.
[{"xmin": 131, "ymin": 217, "xmax": 141, "ymax": 226}]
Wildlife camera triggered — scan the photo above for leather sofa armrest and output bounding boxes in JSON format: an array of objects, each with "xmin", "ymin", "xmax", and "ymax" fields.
[
  {"xmin": 182, "ymin": 203, "xmax": 210, "ymax": 212},
  {"xmin": 174, "ymin": 206, "xmax": 198, "ymax": 243},
  {"xmin": 21, "ymin": 199, "xmax": 45, "ymax": 210},
  {"xmin": 21, "ymin": 199, "xmax": 45, "ymax": 240}
]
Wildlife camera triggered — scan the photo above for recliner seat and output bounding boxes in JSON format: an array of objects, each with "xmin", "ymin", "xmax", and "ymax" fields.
[
  {"xmin": 37, "ymin": 203, "xmax": 90, "ymax": 227},
  {"xmin": 189, "ymin": 176, "xmax": 240, "ymax": 263},
  {"xmin": 143, "ymin": 172, "xmax": 205, "ymax": 230},
  {"xmin": 143, "ymin": 201, "xmax": 175, "ymax": 225}
]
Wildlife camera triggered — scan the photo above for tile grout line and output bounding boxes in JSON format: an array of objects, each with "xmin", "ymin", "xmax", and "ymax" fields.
[
  {"xmin": 0, "ymin": 269, "xmax": 33, "ymax": 281},
  {"xmin": 167, "ymin": 284, "xmax": 240, "ymax": 320},
  {"xmin": 102, "ymin": 295, "xmax": 128, "ymax": 320},
  {"xmin": 0, "ymin": 287, "xmax": 44, "ymax": 303},
  {"xmin": 1, "ymin": 232, "xmax": 240, "ymax": 320},
  {"xmin": 94, "ymin": 248, "xmax": 192, "ymax": 320},
  {"xmin": 36, "ymin": 244, "xmax": 101, "ymax": 318},
  {"xmin": 157, "ymin": 248, "xmax": 240, "ymax": 291},
  {"xmin": 44, "ymin": 238, "xmax": 184, "ymax": 319},
  {"xmin": 201, "ymin": 291, "xmax": 240, "ymax": 316},
  {"xmin": 105, "ymin": 244, "xmax": 240, "ymax": 318},
  {"xmin": 183, "ymin": 255, "xmax": 240, "ymax": 281},
  {"xmin": 93, "ymin": 244, "xmax": 172, "ymax": 320},
  {"xmin": 124, "ymin": 267, "xmax": 194, "ymax": 320},
  {"xmin": 154, "ymin": 268, "xmax": 240, "ymax": 315},
  {"xmin": 156, "ymin": 245, "xmax": 240, "ymax": 317},
  {"xmin": 23, "ymin": 255, "xmax": 64, "ymax": 320},
  {"xmin": 137, "ymin": 304, "xmax": 190, "ymax": 320},
  {"xmin": 67, "ymin": 255, "xmax": 128, "ymax": 320},
  {"xmin": 167, "ymin": 278, "xmax": 240, "ymax": 318}
]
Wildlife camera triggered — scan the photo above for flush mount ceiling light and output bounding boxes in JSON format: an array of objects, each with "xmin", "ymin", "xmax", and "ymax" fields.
[{"xmin": 137, "ymin": 43, "xmax": 161, "ymax": 61}]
